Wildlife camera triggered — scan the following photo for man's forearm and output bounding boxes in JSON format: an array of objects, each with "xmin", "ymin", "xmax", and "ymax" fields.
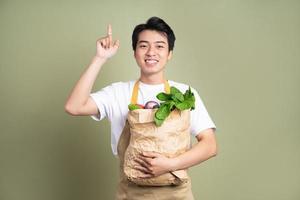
[
  {"xmin": 171, "ymin": 129, "xmax": 217, "ymax": 171},
  {"xmin": 64, "ymin": 56, "xmax": 106, "ymax": 111}
]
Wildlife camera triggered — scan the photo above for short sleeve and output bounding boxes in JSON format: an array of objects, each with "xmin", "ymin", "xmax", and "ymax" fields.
[
  {"xmin": 89, "ymin": 84, "xmax": 114, "ymax": 121},
  {"xmin": 190, "ymin": 88, "xmax": 217, "ymax": 136}
]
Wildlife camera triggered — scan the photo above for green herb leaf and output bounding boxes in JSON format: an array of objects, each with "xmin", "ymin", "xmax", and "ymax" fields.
[
  {"xmin": 175, "ymin": 101, "xmax": 190, "ymax": 110},
  {"xmin": 175, "ymin": 93, "xmax": 184, "ymax": 102},
  {"xmin": 166, "ymin": 100, "xmax": 176, "ymax": 110},
  {"xmin": 170, "ymin": 86, "xmax": 182, "ymax": 95},
  {"xmin": 155, "ymin": 104, "xmax": 169, "ymax": 120},
  {"xmin": 184, "ymin": 86, "xmax": 193, "ymax": 98},
  {"xmin": 156, "ymin": 92, "xmax": 171, "ymax": 101},
  {"xmin": 154, "ymin": 86, "xmax": 196, "ymax": 126},
  {"xmin": 154, "ymin": 117, "xmax": 164, "ymax": 126},
  {"xmin": 128, "ymin": 104, "xmax": 140, "ymax": 111}
]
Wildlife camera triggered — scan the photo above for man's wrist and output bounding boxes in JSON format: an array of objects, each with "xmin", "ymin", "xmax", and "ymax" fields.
[
  {"xmin": 93, "ymin": 55, "xmax": 108, "ymax": 63},
  {"xmin": 170, "ymin": 157, "xmax": 180, "ymax": 172}
]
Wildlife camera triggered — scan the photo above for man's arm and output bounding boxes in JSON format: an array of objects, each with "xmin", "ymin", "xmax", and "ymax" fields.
[
  {"xmin": 172, "ymin": 128, "xmax": 217, "ymax": 170},
  {"xmin": 64, "ymin": 25, "xmax": 119, "ymax": 116},
  {"xmin": 134, "ymin": 128, "xmax": 217, "ymax": 178}
]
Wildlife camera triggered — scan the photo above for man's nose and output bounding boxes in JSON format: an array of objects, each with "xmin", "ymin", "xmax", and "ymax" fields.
[{"xmin": 146, "ymin": 46, "xmax": 156, "ymax": 56}]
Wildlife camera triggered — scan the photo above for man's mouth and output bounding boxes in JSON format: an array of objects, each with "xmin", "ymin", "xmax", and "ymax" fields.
[{"xmin": 145, "ymin": 59, "xmax": 158, "ymax": 64}]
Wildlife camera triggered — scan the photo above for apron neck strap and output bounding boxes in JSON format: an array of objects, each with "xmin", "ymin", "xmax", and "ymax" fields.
[{"xmin": 130, "ymin": 80, "xmax": 170, "ymax": 105}]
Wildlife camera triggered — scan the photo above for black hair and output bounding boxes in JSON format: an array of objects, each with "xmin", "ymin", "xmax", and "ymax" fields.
[{"xmin": 132, "ymin": 16, "xmax": 176, "ymax": 52}]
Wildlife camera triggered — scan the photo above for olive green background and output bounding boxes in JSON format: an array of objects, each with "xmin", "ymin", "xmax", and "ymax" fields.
[{"xmin": 1, "ymin": 0, "xmax": 299, "ymax": 199}]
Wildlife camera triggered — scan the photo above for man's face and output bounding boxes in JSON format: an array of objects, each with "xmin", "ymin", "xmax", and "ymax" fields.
[{"xmin": 134, "ymin": 30, "xmax": 172, "ymax": 77}]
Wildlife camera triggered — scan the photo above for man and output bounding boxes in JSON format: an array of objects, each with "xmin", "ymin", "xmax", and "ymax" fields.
[{"xmin": 65, "ymin": 17, "xmax": 217, "ymax": 199}]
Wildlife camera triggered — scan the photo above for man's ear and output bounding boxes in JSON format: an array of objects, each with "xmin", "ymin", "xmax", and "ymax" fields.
[{"xmin": 167, "ymin": 51, "xmax": 173, "ymax": 60}]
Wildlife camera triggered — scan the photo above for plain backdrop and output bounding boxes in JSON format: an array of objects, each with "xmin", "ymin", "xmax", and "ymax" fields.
[{"xmin": 1, "ymin": 0, "xmax": 299, "ymax": 200}]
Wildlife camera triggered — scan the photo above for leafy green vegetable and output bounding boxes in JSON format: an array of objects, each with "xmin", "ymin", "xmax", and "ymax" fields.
[
  {"xmin": 154, "ymin": 116, "xmax": 164, "ymax": 126},
  {"xmin": 128, "ymin": 104, "xmax": 141, "ymax": 111},
  {"xmin": 175, "ymin": 102, "xmax": 190, "ymax": 110},
  {"xmin": 155, "ymin": 104, "xmax": 170, "ymax": 120},
  {"xmin": 174, "ymin": 93, "xmax": 184, "ymax": 102},
  {"xmin": 157, "ymin": 93, "xmax": 171, "ymax": 101},
  {"xmin": 154, "ymin": 86, "xmax": 195, "ymax": 126},
  {"xmin": 170, "ymin": 86, "xmax": 181, "ymax": 95}
]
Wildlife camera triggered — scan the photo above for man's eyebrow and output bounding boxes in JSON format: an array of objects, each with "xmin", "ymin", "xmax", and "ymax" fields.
[
  {"xmin": 138, "ymin": 40, "xmax": 167, "ymax": 44},
  {"xmin": 155, "ymin": 41, "xmax": 167, "ymax": 44},
  {"xmin": 138, "ymin": 40, "xmax": 149, "ymax": 43}
]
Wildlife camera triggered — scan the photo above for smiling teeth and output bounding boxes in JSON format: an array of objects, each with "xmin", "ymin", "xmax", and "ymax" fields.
[{"xmin": 145, "ymin": 59, "xmax": 158, "ymax": 64}]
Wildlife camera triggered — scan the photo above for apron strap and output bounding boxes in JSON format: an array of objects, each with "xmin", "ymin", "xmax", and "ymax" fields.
[{"xmin": 130, "ymin": 80, "xmax": 170, "ymax": 105}]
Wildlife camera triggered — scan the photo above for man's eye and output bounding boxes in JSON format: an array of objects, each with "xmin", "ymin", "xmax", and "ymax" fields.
[
  {"xmin": 139, "ymin": 45, "xmax": 147, "ymax": 48},
  {"xmin": 157, "ymin": 45, "xmax": 164, "ymax": 48}
]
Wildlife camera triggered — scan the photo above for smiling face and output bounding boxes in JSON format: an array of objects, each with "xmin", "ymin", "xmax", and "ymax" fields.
[{"xmin": 134, "ymin": 30, "xmax": 172, "ymax": 78}]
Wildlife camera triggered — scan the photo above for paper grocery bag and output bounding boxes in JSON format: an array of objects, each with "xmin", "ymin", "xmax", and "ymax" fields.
[{"xmin": 124, "ymin": 108, "xmax": 191, "ymax": 186}]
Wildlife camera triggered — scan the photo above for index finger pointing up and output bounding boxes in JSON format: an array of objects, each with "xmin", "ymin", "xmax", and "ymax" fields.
[{"xmin": 107, "ymin": 24, "xmax": 112, "ymax": 37}]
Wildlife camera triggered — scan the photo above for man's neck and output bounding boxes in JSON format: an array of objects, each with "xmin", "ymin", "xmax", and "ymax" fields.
[{"xmin": 139, "ymin": 73, "xmax": 166, "ymax": 85}]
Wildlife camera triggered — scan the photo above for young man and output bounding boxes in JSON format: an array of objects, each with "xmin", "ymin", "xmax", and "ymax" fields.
[{"xmin": 65, "ymin": 17, "xmax": 217, "ymax": 199}]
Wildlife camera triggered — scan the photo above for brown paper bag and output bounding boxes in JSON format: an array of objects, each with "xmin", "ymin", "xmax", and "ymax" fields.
[{"xmin": 124, "ymin": 108, "xmax": 191, "ymax": 186}]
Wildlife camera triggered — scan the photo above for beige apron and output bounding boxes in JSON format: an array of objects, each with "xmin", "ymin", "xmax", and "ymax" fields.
[{"xmin": 114, "ymin": 80, "xmax": 195, "ymax": 200}]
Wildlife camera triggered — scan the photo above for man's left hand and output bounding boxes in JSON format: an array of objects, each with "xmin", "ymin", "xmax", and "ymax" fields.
[{"xmin": 133, "ymin": 151, "xmax": 177, "ymax": 178}]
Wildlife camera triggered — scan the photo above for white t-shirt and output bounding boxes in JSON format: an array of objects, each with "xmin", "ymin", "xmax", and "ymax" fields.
[{"xmin": 90, "ymin": 80, "xmax": 216, "ymax": 155}]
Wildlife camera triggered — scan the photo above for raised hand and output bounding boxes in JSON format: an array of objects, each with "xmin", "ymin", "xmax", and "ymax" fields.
[{"xmin": 95, "ymin": 24, "xmax": 120, "ymax": 59}]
